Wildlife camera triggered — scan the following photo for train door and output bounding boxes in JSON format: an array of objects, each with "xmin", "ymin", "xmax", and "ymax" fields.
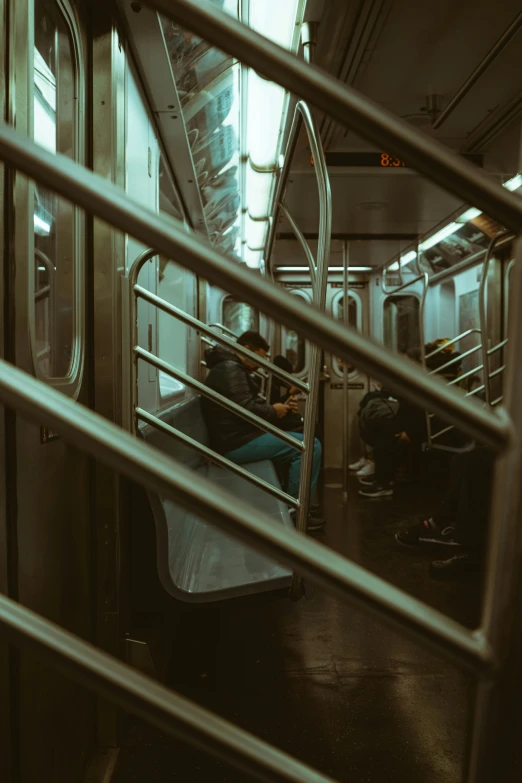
[
  {"xmin": 323, "ymin": 281, "xmax": 370, "ymax": 471},
  {"xmin": 125, "ymin": 61, "xmax": 159, "ymax": 412},
  {"xmin": 3, "ymin": 0, "xmax": 95, "ymax": 780}
]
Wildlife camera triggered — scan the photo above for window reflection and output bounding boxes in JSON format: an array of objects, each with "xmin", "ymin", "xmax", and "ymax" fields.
[
  {"xmin": 383, "ymin": 296, "xmax": 420, "ymax": 354},
  {"xmin": 333, "ymin": 295, "xmax": 359, "ymax": 375},
  {"xmin": 33, "ymin": 0, "xmax": 78, "ymax": 379},
  {"xmin": 222, "ymin": 297, "xmax": 259, "ymax": 335}
]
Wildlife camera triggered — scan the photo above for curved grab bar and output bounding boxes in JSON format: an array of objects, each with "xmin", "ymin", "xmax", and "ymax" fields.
[
  {"xmin": 279, "ymin": 202, "xmax": 317, "ymax": 287},
  {"xmin": 479, "ymin": 231, "xmax": 516, "ymax": 405}
]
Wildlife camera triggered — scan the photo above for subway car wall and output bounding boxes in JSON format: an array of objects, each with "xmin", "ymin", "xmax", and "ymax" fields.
[{"xmin": 1, "ymin": 0, "xmax": 522, "ymax": 781}]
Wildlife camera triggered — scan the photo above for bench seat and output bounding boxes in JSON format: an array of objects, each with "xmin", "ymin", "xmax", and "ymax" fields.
[{"xmin": 140, "ymin": 396, "xmax": 293, "ymax": 603}]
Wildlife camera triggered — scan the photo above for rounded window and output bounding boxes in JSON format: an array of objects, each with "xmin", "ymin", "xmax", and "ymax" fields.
[
  {"xmin": 383, "ymin": 295, "xmax": 420, "ymax": 355},
  {"xmin": 332, "ymin": 292, "xmax": 361, "ymax": 377},
  {"xmin": 32, "ymin": 0, "xmax": 84, "ymax": 390},
  {"xmin": 222, "ymin": 296, "xmax": 259, "ymax": 335},
  {"xmin": 281, "ymin": 291, "xmax": 309, "ymax": 375}
]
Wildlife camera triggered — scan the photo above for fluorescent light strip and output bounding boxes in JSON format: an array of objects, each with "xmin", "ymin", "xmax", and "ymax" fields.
[
  {"xmin": 276, "ymin": 266, "xmax": 372, "ymax": 272},
  {"xmin": 388, "ymin": 250, "xmax": 417, "ymax": 271},
  {"xmin": 34, "ymin": 214, "xmax": 51, "ymax": 235},
  {"xmin": 386, "ymin": 172, "xmax": 522, "ymax": 271}
]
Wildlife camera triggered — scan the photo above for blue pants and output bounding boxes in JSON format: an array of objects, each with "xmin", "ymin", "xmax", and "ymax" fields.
[{"xmin": 225, "ymin": 433, "xmax": 322, "ymax": 500}]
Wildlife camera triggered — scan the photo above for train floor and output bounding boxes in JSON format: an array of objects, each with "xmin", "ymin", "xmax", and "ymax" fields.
[{"xmin": 113, "ymin": 470, "xmax": 487, "ymax": 783}]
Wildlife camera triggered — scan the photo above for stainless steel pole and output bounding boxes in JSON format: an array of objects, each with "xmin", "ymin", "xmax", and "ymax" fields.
[
  {"xmin": 293, "ymin": 102, "xmax": 331, "ymax": 544},
  {"xmin": 0, "ymin": 124, "xmax": 511, "ymax": 451},
  {"xmin": 466, "ymin": 237, "xmax": 522, "ymax": 781},
  {"xmin": 342, "ymin": 241, "xmax": 349, "ymax": 504}
]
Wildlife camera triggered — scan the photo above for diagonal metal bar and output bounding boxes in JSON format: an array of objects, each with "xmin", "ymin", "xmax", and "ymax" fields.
[
  {"xmin": 134, "ymin": 283, "xmax": 309, "ymax": 393},
  {"xmin": 0, "ymin": 124, "xmax": 511, "ymax": 451},
  {"xmin": 145, "ymin": 0, "xmax": 522, "ymax": 234},
  {"xmin": 134, "ymin": 346, "xmax": 304, "ymax": 451},
  {"xmin": 0, "ymin": 593, "xmax": 335, "ymax": 783},
  {"xmin": 136, "ymin": 406, "xmax": 299, "ymax": 508},
  {"xmin": 0, "ymin": 357, "xmax": 494, "ymax": 674}
]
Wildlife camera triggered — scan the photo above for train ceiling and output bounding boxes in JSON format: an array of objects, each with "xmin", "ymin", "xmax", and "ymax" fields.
[{"xmin": 277, "ymin": 0, "xmax": 522, "ymax": 268}]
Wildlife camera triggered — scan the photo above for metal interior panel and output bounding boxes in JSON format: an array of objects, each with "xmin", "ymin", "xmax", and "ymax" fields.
[
  {"xmin": 91, "ymin": 1, "xmax": 128, "ymax": 749},
  {"xmin": 0, "ymin": 2, "xmax": 12, "ymax": 780},
  {"xmin": 323, "ymin": 279, "xmax": 370, "ymax": 470},
  {"xmin": 9, "ymin": 0, "xmax": 95, "ymax": 779}
]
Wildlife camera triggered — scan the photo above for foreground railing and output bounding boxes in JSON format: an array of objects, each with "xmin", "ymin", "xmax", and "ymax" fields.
[{"xmin": 2, "ymin": 1, "xmax": 522, "ymax": 777}]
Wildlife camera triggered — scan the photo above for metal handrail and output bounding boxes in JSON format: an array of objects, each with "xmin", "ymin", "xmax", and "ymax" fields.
[
  {"xmin": 136, "ymin": 407, "xmax": 299, "ymax": 508},
  {"xmin": 425, "ymin": 328, "xmax": 482, "ymax": 359},
  {"xmin": 2, "ymin": 3, "xmax": 521, "ymax": 772},
  {"xmin": 0, "ymin": 357, "xmax": 493, "ymax": 672},
  {"xmin": 135, "ymin": 346, "xmax": 304, "ymax": 452},
  {"xmin": 288, "ymin": 100, "xmax": 331, "ymax": 546},
  {"xmin": 0, "ymin": 596, "xmax": 335, "ymax": 783},
  {"xmin": 279, "ymin": 202, "xmax": 317, "ymax": 287},
  {"xmin": 208, "ymin": 322, "xmax": 237, "ymax": 338},
  {"xmin": 478, "ymin": 232, "xmax": 516, "ymax": 405},
  {"xmin": 135, "ymin": 284, "xmax": 309, "ymax": 394},
  {"xmin": 0, "ymin": 126, "xmax": 510, "ymax": 451},
  {"xmin": 0, "ymin": 357, "xmax": 499, "ymax": 783},
  {"xmin": 381, "ymin": 270, "xmax": 425, "ymax": 296},
  {"xmin": 428, "ymin": 343, "xmax": 483, "ymax": 376},
  {"xmin": 148, "ymin": 0, "xmax": 522, "ymax": 234}
]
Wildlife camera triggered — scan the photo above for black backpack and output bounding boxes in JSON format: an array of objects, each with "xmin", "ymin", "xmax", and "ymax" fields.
[{"xmin": 359, "ymin": 396, "xmax": 400, "ymax": 445}]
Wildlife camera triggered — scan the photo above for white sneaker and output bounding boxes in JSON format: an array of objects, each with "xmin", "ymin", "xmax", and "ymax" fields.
[
  {"xmin": 348, "ymin": 457, "xmax": 368, "ymax": 471},
  {"xmin": 356, "ymin": 460, "xmax": 375, "ymax": 478}
]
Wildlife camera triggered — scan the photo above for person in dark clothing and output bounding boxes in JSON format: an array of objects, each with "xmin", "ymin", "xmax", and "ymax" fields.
[
  {"xmin": 202, "ymin": 331, "xmax": 323, "ymax": 529},
  {"xmin": 395, "ymin": 445, "xmax": 493, "ymax": 576},
  {"xmin": 358, "ymin": 349, "xmax": 426, "ymax": 498},
  {"xmin": 269, "ymin": 355, "xmax": 304, "ymax": 433}
]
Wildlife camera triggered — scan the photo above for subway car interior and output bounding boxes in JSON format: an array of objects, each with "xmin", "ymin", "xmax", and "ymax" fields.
[{"xmin": 2, "ymin": 0, "xmax": 522, "ymax": 781}]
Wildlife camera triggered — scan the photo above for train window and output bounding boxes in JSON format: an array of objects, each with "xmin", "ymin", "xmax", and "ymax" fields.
[
  {"xmin": 33, "ymin": 0, "xmax": 83, "ymax": 385},
  {"xmin": 281, "ymin": 292, "xmax": 309, "ymax": 375},
  {"xmin": 332, "ymin": 293, "xmax": 360, "ymax": 376},
  {"xmin": 383, "ymin": 296, "xmax": 420, "ymax": 354},
  {"xmin": 222, "ymin": 297, "xmax": 259, "ymax": 335}
]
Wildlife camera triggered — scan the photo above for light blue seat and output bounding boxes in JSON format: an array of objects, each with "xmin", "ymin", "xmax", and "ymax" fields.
[{"xmin": 140, "ymin": 396, "xmax": 293, "ymax": 603}]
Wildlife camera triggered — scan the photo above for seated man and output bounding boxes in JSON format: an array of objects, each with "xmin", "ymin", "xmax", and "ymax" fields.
[
  {"xmin": 394, "ymin": 446, "xmax": 493, "ymax": 577},
  {"xmin": 358, "ymin": 349, "xmax": 426, "ymax": 499},
  {"xmin": 202, "ymin": 330, "xmax": 323, "ymax": 531},
  {"xmin": 269, "ymin": 355, "xmax": 304, "ymax": 433}
]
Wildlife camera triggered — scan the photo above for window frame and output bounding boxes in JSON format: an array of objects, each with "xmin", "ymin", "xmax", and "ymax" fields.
[
  {"xmin": 382, "ymin": 293, "xmax": 421, "ymax": 356},
  {"xmin": 331, "ymin": 289, "xmax": 362, "ymax": 379},
  {"xmin": 280, "ymin": 288, "xmax": 311, "ymax": 379},
  {"xmin": 29, "ymin": 0, "xmax": 85, "ymax": 398},
  {"xmin": 221, "ymin": 294, "xmax": 260, "ymax": 335}
]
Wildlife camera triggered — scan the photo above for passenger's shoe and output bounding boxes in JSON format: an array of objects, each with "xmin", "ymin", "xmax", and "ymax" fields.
[
  {"xmin": 356, "ymin": 460, "xmax": 375, "ymax": 478},
  {"xmin": 349, "ymin": 457, "xmax": 368, "ymax": 471},
  {"xmin": 358, "ymin": 482, "xmax": 394, "ymax": 498},
  {"xmin": 395, "ymin": 520, "xmax": 462, "ymax": 549},
  {"xmin": 359, "ymin": 476, "xmax": 394, "ymax": 487},
  {"xmin": 430, "ymin": 552, "xmax": 480, "ymax": 579},
  {"xmin": 289, "ymin": 508, "xmax": 325, "ymax": 532}
]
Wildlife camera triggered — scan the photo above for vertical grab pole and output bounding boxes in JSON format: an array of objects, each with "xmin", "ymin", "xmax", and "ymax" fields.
[
  {"xmin": 465, "ymin": 237, "xmax": 522, "ymax": 782},
  {"xmin": 342, "ymin": 241, "xmax": 350, "ymax": 504},
  {"xmin": 293, "ymin": 103, "xmax": 331, "ymax": 540}
]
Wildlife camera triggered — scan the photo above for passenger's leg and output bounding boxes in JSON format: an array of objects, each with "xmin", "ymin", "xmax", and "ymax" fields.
[
  {"xmin": 372, "ymin": 428, "xmax": 399, "ymax": 484},
  {"xmin": 430, "ymin": 448, "xmax": 493, "ymax": 577},
  {"xmin": 395, "ymin": 451, "xmax": 470, "ymax": 548},
  {"xmin": 286, "ymin": 437, "xmax": 322, "ymax": 500},
  {"xmin": 226, "ymin": 432, "xmax": 320, "ymax": 501}
]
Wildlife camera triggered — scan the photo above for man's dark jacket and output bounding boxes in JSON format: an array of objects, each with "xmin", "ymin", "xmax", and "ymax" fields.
[{"xmin": 202, "ymin": 346, "xmax": 278, "ymax": 453}]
